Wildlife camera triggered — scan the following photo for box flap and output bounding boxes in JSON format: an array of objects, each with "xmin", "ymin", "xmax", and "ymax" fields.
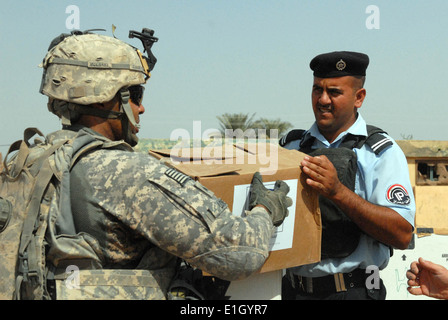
[
  {"xmin": 172, "ymin": 162, "xmax": 243, "ymax": 179},
  {"xmin": 150, "ymin": 146, "xmax": 247, "ymax": 178},
  {"xmin": 150, "ymin": 145, "xmax": 244, "ymax": 161},
  {"xmin": 149, "ymin": 144, "xmax": 307, "ymax": 178}
]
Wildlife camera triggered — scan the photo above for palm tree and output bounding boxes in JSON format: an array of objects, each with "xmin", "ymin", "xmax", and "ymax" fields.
[
  {"xmin": 216, "ymin": 113, "xmax": 257, "ymax": 138},
  {"xmin": 216, "ymin": 113, "xmax": 293, "ymax": 139},
  {"xmin": 252, "ymin": 118, "xmax": 293, "ymax": 138}
]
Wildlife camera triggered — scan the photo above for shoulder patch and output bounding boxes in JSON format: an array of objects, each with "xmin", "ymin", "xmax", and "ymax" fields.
[{"xmin": 386, "ymin": 184, "xmax": 411, "ymax": 205}]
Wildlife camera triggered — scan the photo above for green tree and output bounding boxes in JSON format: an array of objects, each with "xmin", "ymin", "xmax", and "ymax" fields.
[
  {"xmin": 216, "ymin": 113, "xmax": 257, "ymax": 136},
  {"xmin": 252, "ymin": 118, "xmax": 293, "ymax": 138},
  {"xmin": 216, "ymin": 113, "xmax": 293, "ymax": 139}
]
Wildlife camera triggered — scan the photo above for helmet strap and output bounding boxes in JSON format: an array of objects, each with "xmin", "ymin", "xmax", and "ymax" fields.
[
  {"xmin": 119, "ymin": 88, "xmax": 139, "ymax": 147},
  {"xmin": 48, "ymin": 99, "xmax": 123, "ymax": 126},
  {"xmin": 48, "ymin": 89, "xmax": 140, "ymax": 147}
]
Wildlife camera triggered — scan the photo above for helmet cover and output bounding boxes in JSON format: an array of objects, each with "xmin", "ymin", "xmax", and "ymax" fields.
[{"xmin": 40, "ymin": 33, "xmax": 148, "ymax": 105}]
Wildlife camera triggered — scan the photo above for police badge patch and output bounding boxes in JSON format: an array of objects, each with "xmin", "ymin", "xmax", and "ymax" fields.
[{"xmin": 386, "ymin": 184, "xmax": 411, "ymax": 205}]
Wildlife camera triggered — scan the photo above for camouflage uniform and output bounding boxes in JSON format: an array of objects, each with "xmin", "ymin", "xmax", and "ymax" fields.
[
  {"xmin": 28, "ymin": 30, "xmax": 283, "ymax": 300},
  {"xmin": 49, "ymin": 126, "xmax": 274, "ymax": 299}
]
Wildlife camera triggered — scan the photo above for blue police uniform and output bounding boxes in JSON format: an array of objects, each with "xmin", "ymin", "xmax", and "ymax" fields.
[
  {"xmin": 282, "ymin": 51, "xmax": 415, "ymax": 299},
  {"xmin": 283, "ymin": 113, "xmax": 415, "ymax": 278}
]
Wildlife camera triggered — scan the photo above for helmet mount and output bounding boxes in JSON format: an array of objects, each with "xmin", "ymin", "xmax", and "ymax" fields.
[{"xmin": 129, "ymin": 28, "xmax": 158, "ymax": 78}]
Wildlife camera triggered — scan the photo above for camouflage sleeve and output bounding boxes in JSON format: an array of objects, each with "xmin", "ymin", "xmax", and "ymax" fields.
[{"xmin": 87, "ymin": 150, "xmax": 274, "ymax": 281}]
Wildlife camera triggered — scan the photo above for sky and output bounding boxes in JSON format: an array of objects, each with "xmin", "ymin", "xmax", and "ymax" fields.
[{"xmin": 1, "ymin": 0, "xmax": 447, "ymax": 155}]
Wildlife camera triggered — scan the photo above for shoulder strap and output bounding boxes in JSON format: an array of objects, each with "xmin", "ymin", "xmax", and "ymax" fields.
[
  {"xmin": 16, "ymin": 137, "xmax": 70, "ymax": 299},
  {"xmin": 279, "ymin": 129, "xmax": 306, "ymax": 147},
  {"xmin": 364, "ymin": 125, "xmax": 393, "ymax": 155},
  {"xmin": 340, "ymin": 125, "xmax": 393, "ymax": 155},
  {"xmin": 279, "ymin": 125, "xmax": 393, "ymax": 155},
  {"xmin": 2, "ymin": 128, "xmax": 46, "ymax": 177}
]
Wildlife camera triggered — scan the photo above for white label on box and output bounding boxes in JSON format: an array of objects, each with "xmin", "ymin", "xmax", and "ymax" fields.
[{"xmin": 232, "ymin": 179, "xmax": 298, "ymax": 251}]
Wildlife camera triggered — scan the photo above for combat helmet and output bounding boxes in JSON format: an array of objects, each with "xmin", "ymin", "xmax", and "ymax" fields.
[{"xmin": 40, "ymin": 28, "xmax": 158, "ymax": 146}]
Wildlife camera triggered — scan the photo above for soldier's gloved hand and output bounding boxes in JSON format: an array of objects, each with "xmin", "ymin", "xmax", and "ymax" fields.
[{"xmin": 249, "ymin": 172, "xmax": 293, "ymax": 227}]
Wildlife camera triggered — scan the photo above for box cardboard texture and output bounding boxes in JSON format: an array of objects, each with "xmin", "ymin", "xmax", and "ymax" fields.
[{"xmin": 149, "ymin": 143, "xmax": 321, "ymax": 273}]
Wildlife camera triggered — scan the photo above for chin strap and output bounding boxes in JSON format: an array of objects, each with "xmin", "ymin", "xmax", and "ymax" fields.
[
  {"xmin": 48, "ymin": 88, "xmax": 140, "ymax": 147},
  {"xmin": 118, "ymin": 88, "xmax": 139, "ymax": 130},
  {"xmin": 118, "ymin": 88, "xmax": 139, "ymax": 147},
  {"xmin": 48, "ymin": 99, "xmax": 123, "ymax": 126}
]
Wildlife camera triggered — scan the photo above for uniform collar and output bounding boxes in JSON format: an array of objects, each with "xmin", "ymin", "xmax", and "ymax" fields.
[{"xmin": 308, "ymin": 113, "xmax": 367, "ymax": 147}]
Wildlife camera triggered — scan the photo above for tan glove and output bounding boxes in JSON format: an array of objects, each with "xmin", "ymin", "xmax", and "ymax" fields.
[{"xmin": 249, "ymin": 172, "xmax": 293, "ymax": 227}]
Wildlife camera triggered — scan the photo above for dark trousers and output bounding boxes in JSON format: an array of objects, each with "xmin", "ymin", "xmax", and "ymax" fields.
[{"xmin": 282, "ymin": 269, "xmax": 387, "ymax": 300}]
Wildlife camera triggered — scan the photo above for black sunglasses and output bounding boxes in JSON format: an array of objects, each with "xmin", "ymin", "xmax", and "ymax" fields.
[{"xmin": 128, "ymin": 85, "xmax": 145, "ymax": 105}]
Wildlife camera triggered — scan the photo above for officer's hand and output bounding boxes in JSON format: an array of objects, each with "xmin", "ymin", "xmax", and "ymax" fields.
[
  {"xmin": 301, "ymin": 155, "xmax": 343, "ymax": 199},
  {"xmin": 249, "ymin": 172, "xmax": 293, "ymax": 227}
]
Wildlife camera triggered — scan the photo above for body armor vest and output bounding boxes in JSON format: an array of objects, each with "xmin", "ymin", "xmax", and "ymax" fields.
[{"xmin": 280, "ymin": 125, "xmax": 393, "ymax": 259}]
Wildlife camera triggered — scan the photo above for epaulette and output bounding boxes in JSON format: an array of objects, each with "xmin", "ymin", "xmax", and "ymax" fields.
[
  {"xmin": 279, "ymin": 129, "xmax": 306, "ymax": 147},
  {"xmin": 364, "ymin": 125, "xmax": 394, "ymax": 155}
]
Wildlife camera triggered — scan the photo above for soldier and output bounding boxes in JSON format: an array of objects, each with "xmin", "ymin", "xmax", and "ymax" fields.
[
  {"xmin": 36, "ymin": 29, "xmax": 292, "ymax": 299},
  {"xmin": 280, "ymin": 51, "xmax": 415, "ymax": 300}
]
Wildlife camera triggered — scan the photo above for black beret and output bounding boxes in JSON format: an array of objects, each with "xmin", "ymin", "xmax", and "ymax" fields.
[{"xmin": 310, "ymin": 51, "xmax": 369, "ymax": 78}]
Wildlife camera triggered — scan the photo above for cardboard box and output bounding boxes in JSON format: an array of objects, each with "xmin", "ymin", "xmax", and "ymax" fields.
[{"xmin": 149, "ymin": 142, "xmax": 321, "ymax": 273}]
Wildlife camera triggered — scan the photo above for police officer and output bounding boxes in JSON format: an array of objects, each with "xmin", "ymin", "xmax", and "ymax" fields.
[
  {"xmin": 280, "ymin": 51, "xmax": 415, "ymax": 300},
  {"xmin": 37, "ymin": 29, "xmax": 292, "ymax": 299}
]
